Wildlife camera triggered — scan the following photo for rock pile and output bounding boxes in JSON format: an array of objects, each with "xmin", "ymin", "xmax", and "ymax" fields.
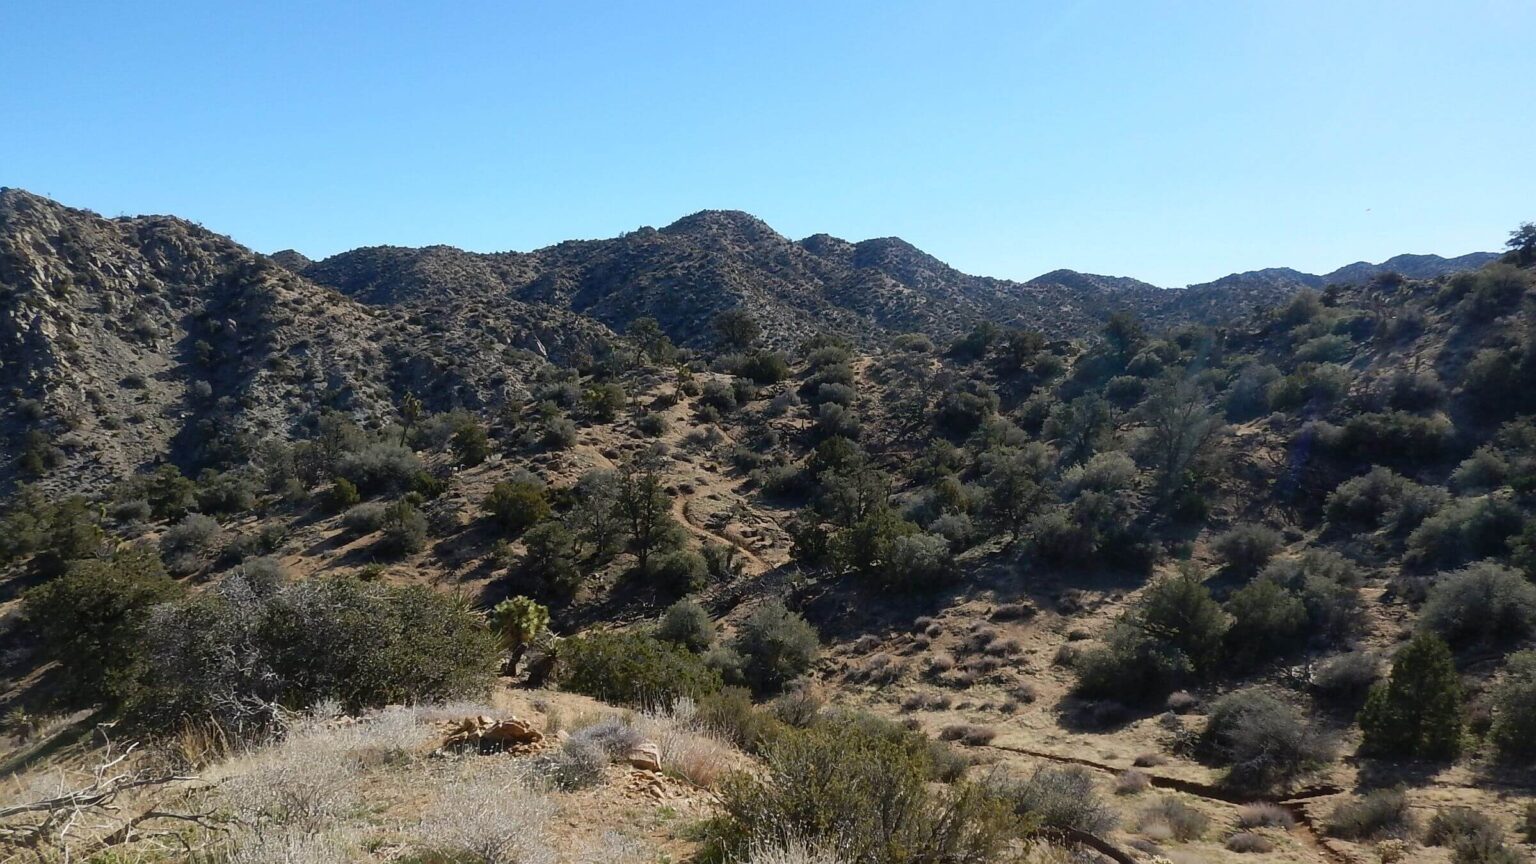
[{"xmin": 440, "ymin": 715, "xmax": 544, "ymax": 755}]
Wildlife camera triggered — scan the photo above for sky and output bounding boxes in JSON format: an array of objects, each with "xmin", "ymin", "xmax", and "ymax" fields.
[{"xmin": 2, "ymin": 1, "xmax": 1533, "ymax": 287}]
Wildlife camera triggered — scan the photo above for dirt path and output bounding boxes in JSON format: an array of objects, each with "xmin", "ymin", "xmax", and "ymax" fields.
[
  {"xmin": 669, "ymin": 494, "xmax": 771, "ymax": 574},
  {"xmin": 982, "ymin": 741, "xmax": 1355, "ymax": 864}
]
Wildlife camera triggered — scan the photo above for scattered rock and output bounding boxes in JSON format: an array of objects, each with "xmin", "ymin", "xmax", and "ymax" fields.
[{"xmin": 442, "ymin": 715, "xmax": 544, "ymax": 753}]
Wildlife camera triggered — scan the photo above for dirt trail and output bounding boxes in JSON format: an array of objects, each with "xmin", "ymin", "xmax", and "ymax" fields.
[
  {"xmin": 983, "ymin": 742, "xmax": 1354, "ymax": 864},
  {"xmin": 669, "ymin": 494, "xmax": 770, "ymax": 574}
]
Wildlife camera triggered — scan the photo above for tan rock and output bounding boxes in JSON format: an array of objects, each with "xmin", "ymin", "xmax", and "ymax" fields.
[{"xmin": 625, "ymin": 742, "xmax": 662, "ymax": 772}]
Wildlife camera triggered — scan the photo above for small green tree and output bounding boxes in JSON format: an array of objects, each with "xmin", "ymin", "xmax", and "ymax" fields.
[
  {"xmin": 1359, "ymin": 632, "xmax": 1463, "ymax": 760},
  {"xmin": 449, "ymin": 418, "xmax": 490, "ymax": 467},
  {"xmin": 1507, "ymin": 222, "xmax": 1536, "ymax": 267},
  {"xmin": 657, "ymin": 598, "xmax": 715, "ymax": 652},
  {"xmin": 379, "ymin": 499, "xmax": 427, "ymax": 555},
  {"xmin": 520, "ymin": 521, "xmax": 581, "ymax": 599},
  {"xmin": 491, "ymin": 596, "xmax": 550, "ymax": 675},
  {"xmin": 713, "ymin": 308, "xmax": 761, "ymax": 351},
  {"xmin": 23, "ymin": 547, "xmax": 183, "ymax": 707},
  {"xmin": 616, "ymin": 459, "xmax": 676, "ymax": 571}
]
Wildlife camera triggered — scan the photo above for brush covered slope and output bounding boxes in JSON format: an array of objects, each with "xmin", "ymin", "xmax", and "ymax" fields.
[{"xmin": 2, "ymin": 193, "xmax": 1535, "ymax": 864}]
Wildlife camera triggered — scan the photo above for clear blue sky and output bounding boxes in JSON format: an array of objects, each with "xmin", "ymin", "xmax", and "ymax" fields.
[{"xmin": 3, "ymin": 1, "xmax": 1532, "ymax": 286}]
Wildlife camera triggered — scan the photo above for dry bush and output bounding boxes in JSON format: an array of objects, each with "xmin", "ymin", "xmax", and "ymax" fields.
[
  {"xmin": 938, "ymin": 724, "xmax": 997, "ymax": 747},
  {"xmin": 1132, "ymin": 752, "xmax": 1166, "ymax": 768},
  {"xmin": 1114, "ymin": 769, "xmax": 1151, "ymax": 795},
  {"xmin": 1236, "ymin": 802, "xmax": 1295, "ymax": 829},
  {"xmin": 1138, "ymin": 797, "xmax": 1209, "ymax": 841},
  {"xmin": 219, "ymin": 730, "xmax": 362, "ymax": 831},
  {"xmin": 1326, "ymin": 788, "xmax": 1415, "ymax": 841},
  {"xmin": 1225, "ymin": 831, "xmax": 1274, "ymax": 853},
  {"xmin": 740, "ymin": 838, "xmax": 844, "ymax": 864},
  {"xmin": 225, "ymin": 829, "xmax": 360, "ymax": 864},
  {"xmin": 413, "ymin": 768, "xmax": 555, "ymax": 864}
]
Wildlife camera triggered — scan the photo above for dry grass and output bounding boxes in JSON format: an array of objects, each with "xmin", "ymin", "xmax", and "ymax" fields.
[
  {"xmin": 413, "ymin": 767, "xmax": 555, "ymax": 864},
  {"xmin": 1225, "ymin": 831, "xmax": 1274, "ymax": 853},
  {"xmin": 1138, "ymin": 797, "xmax": 1209, "ymax": 842}
]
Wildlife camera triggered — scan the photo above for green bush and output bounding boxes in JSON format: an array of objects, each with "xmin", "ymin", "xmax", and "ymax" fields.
[
  {"xmin": 711, "ymin": 716, "xmax": 1016, "ymax": 864},
  {"xmin": 649, "ymin": 548, "xmax": 708, "ymax": 596},
  {"xmin": 1332, "ymin": 411, "xmax": 1454, "ymax": 466},
  {"xmin": 1487, "ymin": 651, "xmax": 1536, "ymax": 765},
  {"xmin": 542, "ymin": 416, "xmax": 578, "ymax": 449},
  {"xmin": 1212, "ymin": 523, "xmax": 1282, "ymax": 579},
  {"xmin": 879, "ymin": 532, "xmax": 956, "ymax": 589},
  {"xmin": 379, "ymin": 499, "xmax": 428, "ymax": 555},
  {"xmin": 159, "ymin": 513, "xmax": 225, "ymax": 575},
  {"xmin": 1075, "ymin": 574, "xmax": 1226, "ymax": 704},
  {"xmin": 733, "ymin": 600, "xmax": 820, "ymax": 694},
  {"xmin": 1359, "ymin": 633, "xmax": 1463, "ymax": 760},
  {"xmin": 518, "ymin": 521, "xmax": 582, "ymax": 599},
  {"xmin": 557, "ymin": 630, "xmax": 721, "ymax": 707},
  {"xmin": 141, "ymin": 576, "xmax": 496, "ymax": 731},
  {"xmin": 1420, "ymin": 563, "xmax": 1536, "ymax": 648},
  {"xmin": 657, "ymin": 598, "xmax": 715, "ymax": 652},
  {"xmin": 1407, "ymin": 494, "xmax": 1523, "ymax": 570},
  {"xmin": 1224, "ymin": 577, "xmax": 1308, "ymax": 665},
  {"xmin": 343, "ymin": 501, "xmax": 387, "ymax": 535},
  {"xmin": 483, "ymin": 480, "xmax": 550, "ymax": 534},
  {"xmin": 23, "ymin": 547, "xmax": 183, "ymax": 707},
  {"xmin": 328, "ymin": 476, "xmax": 361, "ymax": 510},
  {"xmin": 336, "ymin": 442, "xmax": 422, "ymax": 497}
]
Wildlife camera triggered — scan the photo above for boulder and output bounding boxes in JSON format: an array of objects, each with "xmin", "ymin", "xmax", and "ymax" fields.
[
  {"xmin": 442, "ymin": 715, "xmax": 544, "ymax": 753},
  {"xmin": 625, "ymin": 742, "xmax": 662, "ymax": 772}
]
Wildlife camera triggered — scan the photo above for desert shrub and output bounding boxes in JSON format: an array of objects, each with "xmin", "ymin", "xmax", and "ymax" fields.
[
  {"xmin": 449, "ymin": 418, "xmax": 490, "ymax": 466},
  {"xmin": 1420, "ymin": 562, "xmax": 1536, "ymax": 648},
  {"xmin": 734, "ymin": 350, "xmax": 791, "ymax": 385},
  {"xmin": 1488, "ymin": 651, "xmax": 1536, "ymax": 764},
  {"xmin": 23, "ymin": 547, "xmax": 183, "ymax": 708},
  {"xmin": 995, "ymin": 766, "xmax": 1117, "ymax": 834},
  {"xmin": 141, "ymin": 575, "xmax": 495, "ymax": 733},
  {"xmin": 636, "ymin": 412, "xmax": 668, "ymax": 436},
  {"xmin": 411, "ymin": 771, "xmax": 555, "ymax": 864},
  {"xmin": 1138, "ymin": 796, "xmax": 1209, "ymax": 841},
  {"xmin": 1427, "ymin": 808, "xmax": 1505, "ymax": 850},
  {"xmin": 1326, "ymin": 788, "xmax": 1414, "ymax": 840},
  {"xmin": 712, "ymin": 717, "xmax": 1017, "ymax": 864},
  {"xmin": 327, "ymin": 477, "xmax": 361, "ymax": 511},
  {"xmin": 1237, "ymin": 802, "xmax": 1295, "ymax": 830},
  {"xmin": 160, "ymin": 512, "xmax": 225, "ymax": 574},
  {"xmin": 1408, "ymin": 494, "xmax": 1523, "ymax": 569},
  {"xmin": 1212, "ymin": 524, "xmax": 1282, "ymax": 578},
  {"xmin": 1202, "ymin": 688, "xmax": 1334, "ymax": 792},
  {"xmin": 1268, "ymin": 363, "xmax": 1351, "ymax": 412},
  {"xmin": 1451, "ymin": 447, "xmax": 1510, "ymax": 493},
  {"xmin": 733, "ymin": 600, "xmax": 819, "ymax": 694},
  {"xmin": 195, "ymin": 470, "xmax": 259, "ymax": 515},
  {"xmin": 1296, "ymin": 333, "xmax": 1354, "ymax": 363},
  {"xmin": 541, "ymin": 416, "xmax": 578, "ymax": 449},
  {"xmin": 879, "ymin": 532, "xmax": 956, "ymax": 589},
  {"xmin": 1457, "ymin": 262, "xmax": 1532, "ymax": 322},
  {"xmin": 1224, "ymin": 578, "xmax": 1308, "ymax": 665},
  {"xmin": 698, "ymin": 380, "xmax": 738, "ymax": 415},
  {"xmin": 378, "ymin": 499, "xmax": 428, "ymax": 555},
  {"xmin": 557, "ymin": 631, "xmax": 721, "ymax": 707},
  {"xmin": 335, "ymin": 443, "xmax": 421, "ymax": 497},
  {"xmin": 814, "ymin": 402, "xmax": 861, "ymax": 439},
  {"xmin": 1359, "ymin": 633, "xmax": 1463, "ymax": 760},
  {"xmin": 483, "ymin": 480, "xmax": 550, "ymax": 534},
  {"xmin": 1114, "ymin": 769, "xmax": 1151, "ymax": 795},
  {"xmin": 536, "ymin": 738, "xmax": 609, "ymax": 790},
  {"xmin": 657, "ymin": 598, "xmax": 715, "ymax": 652},
  {"xmin": 1313, "ymin": 651, "xmax": 1382, "ymax": 706},
  {"xmin": 342, "ymin": 502, "xmax": 387, "ymax": 535},
  {"xmin": 1256, "ymin": 549, "xmax": 1364, "ymax": 642},
  {"xmin": 1225, "ymin": 832, "xmax": 1274, "ymax": 853},
  {"xmin": 696, "ymin": 687, "xmax": 784, "ymax": 753},
  {"xmin": 1225, "ymin": 363, "xmax": 1282, "ymax": 421},
  {"xmin": 1328, "ymin": 467, "xmax": 1413, "ymax": 528},
  {"xmin": 1332, "ymin": 411, "xmax": 1454, "ymax": 466},
  {"xmin": 649, "ymin": 548, "xmax": 708, "ymax": 596},
  {"xmin": 584, "ymin": 382, "xmax": 627, "ymax": 421},
  {"xmin": 1386, "ymin": 368, "xmax": 1446, "ymax": 412},
  {"xmin": 1075, "ymin": 575, "xmax": 1226, "ymax": 705}
]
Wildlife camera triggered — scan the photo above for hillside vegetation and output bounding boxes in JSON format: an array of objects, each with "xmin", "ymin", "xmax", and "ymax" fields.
[{"xmin": 2, "ymin": 191, "xmax": 1535, "ymax": 864}]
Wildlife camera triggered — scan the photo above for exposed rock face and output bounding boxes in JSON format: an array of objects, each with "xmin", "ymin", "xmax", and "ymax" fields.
[{"xmin": 441, "ymin": 715, "xmax": 545, "ymax": 753}]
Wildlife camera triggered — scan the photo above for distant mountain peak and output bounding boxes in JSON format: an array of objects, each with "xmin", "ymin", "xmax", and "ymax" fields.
[{"xmin": 660, "ymin": 209, "xmax": 780, "ymax": 242}]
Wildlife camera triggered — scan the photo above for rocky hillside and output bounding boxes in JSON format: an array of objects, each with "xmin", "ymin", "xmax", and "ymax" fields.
[{"xmin": 0, "ymin": 189, "xmax": 611, "ymax": 496}]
